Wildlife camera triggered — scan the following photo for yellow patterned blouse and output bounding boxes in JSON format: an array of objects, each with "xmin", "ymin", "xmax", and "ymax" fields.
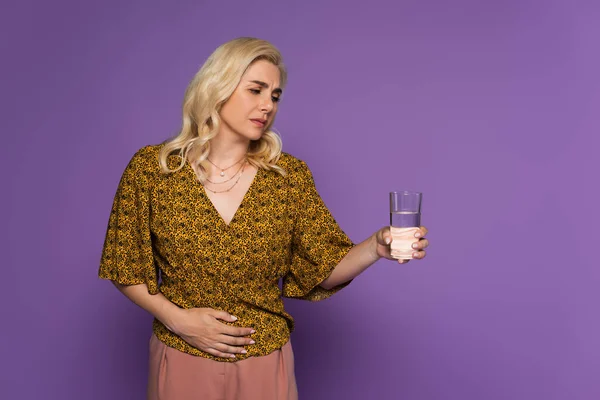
[{"xmin": 98, "ymin": 144, "xmax": 355, "ymax": 361}]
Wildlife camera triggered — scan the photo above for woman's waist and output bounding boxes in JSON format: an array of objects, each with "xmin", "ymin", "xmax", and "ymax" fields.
[
  {"xmin": 159, "ymin": 279, "xmax": 285, "ymax": 312},
  {"xmin": 152, "ymin": 310, "xmax": 291, "ymax": 361}
]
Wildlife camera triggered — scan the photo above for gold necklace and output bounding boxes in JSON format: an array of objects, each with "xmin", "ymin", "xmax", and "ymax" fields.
[
  {"xmin": 205, "ymin": 161, "xmax": 245, "ymax": 184},
  {"xmin": 203, "ymin": 163, "xmax": 246, "ymax": 193},
  {"xmin": 207, "ymin": 155, "xmax": 246, "ymax": 177}
]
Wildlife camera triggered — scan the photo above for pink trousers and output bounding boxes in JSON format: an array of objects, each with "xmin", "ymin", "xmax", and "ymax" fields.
[{"xmin": 147, "ymin": 334, "xmax": 298, "ymax": 400}]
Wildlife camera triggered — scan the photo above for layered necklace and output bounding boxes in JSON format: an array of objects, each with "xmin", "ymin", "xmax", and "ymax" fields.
[
  {"xmin": 207, "ymin": 155, "xmax": 246, "ymax": 177},
  {"xmin": 202, "ymin": 155, "xmax": 247, "ymax": 194}
]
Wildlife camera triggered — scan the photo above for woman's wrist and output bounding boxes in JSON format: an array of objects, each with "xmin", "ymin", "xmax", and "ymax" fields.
[
  {"xmin": 167, "ymin": 309, "xmax": 188, "ymax": 335},
  {"xmin": 153, "ymin": 297, "xmax": 186, "ymax": 334},
  {"xmin": 369, "ymin": 232, "xmax": 383, "ymax": 262}
]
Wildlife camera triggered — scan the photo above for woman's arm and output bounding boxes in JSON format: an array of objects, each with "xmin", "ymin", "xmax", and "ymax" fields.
[
  {"xmin": 111, "ymin": 282, "xmax": 184, "ymax": 332},
  {"xmin": 111, "ymin": 282, "xmax": 255, "ymax": 359},
  {"xmin": 320, "ymin": 226, "xmax": 428, "ymax": 290}
]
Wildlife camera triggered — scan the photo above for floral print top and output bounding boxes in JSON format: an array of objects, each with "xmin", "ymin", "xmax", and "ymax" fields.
[{"xmin": 98, "ymin": 144, "xmax": 355, "ymax": 361}]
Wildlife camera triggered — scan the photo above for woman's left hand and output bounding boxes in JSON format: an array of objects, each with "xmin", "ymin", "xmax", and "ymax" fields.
[{"xmin": 374, "ymin": 226, "xmax": 429, "ymax": 264}]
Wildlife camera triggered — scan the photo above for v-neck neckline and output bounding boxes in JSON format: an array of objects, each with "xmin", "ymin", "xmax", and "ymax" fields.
[{"xmin": 185, "ymin": 160, "xmax": 263, "ymax": 228}]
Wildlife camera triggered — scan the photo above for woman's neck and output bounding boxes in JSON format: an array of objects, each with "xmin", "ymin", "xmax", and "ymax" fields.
[{"xmin": 207, "ymin": 134, "xmax": 250, "ymax": 169}]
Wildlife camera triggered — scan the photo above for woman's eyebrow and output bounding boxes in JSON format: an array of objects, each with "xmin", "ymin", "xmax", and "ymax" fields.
[{"xmin": 249, "ymin": 80, "xmax": 282, "ymax": 94}]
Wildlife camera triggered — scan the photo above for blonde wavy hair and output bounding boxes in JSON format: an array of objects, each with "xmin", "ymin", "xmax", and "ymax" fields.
[{"xmin": 158, "ymin": 37, "xmax": 288, "ymax": 181}]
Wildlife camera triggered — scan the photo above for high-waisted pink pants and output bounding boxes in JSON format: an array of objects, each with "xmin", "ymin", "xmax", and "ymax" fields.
[{"xmin": 147, "ymin": 334, "xmax": 298, "ymax": 400}]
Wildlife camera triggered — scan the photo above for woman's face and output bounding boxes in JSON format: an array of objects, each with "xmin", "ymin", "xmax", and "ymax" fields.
[{"xmin": 218, "ymin": 59, "xmax": 282, "ymax": 142}]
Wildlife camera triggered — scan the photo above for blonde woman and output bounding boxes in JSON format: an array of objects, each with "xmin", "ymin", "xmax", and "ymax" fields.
[{"xmin": 98, "ymin": 37, "xmax": 429, "ymax": 400}]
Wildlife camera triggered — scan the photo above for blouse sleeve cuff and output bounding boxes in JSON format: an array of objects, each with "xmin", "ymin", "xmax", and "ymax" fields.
[
  {"xmin": 283, "ymin": 243, "xmax": 355, "ymax": 301},
  {"xmin": 98, "ymin": 269, "xmax": 160, "ymax": 295}
]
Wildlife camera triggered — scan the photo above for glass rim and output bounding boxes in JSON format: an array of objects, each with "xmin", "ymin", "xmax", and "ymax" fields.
[{"xmin": 389, "ymin": 191, "xmax": 422, "ymax": 195}]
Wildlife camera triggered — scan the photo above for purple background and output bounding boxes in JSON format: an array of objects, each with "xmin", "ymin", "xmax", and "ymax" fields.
[{"xmin": 3, "ymin": 0, "xmax": 598, "ymax": 399}]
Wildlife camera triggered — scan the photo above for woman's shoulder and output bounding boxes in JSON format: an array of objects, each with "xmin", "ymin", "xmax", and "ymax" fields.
[
  {"xmin": 275, "ymin": 152, "xmax": 315, "ymax": 187},
  {"xmin": 128, "ymin": 143, "xmax": 185, "ymax": 169},
  {"xmin": 120, "ymin": 144, "xmax": 175, "ymax": 179},
  {"xmin": 277, "ymin": 152, "xmax": 309, "ymax": 173},
  {"xmin": 126, "ymin": 144, "xmax": 161, "ymax": 168}
]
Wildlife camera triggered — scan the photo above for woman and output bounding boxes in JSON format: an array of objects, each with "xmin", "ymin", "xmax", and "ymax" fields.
[{"xmin": 98, "ymin": 37, "xmax": 429, "ymax": 400}]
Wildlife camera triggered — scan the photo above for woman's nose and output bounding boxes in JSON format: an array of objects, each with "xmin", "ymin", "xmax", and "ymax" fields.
[{"xmin": 260, "ymin": 99, "xmax": 273, "ymax": 113}]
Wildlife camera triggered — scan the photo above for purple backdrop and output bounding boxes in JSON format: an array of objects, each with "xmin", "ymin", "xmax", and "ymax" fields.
[{"xmin": 3, "ymin": 0, "xmax": 598, "ymax": 399}]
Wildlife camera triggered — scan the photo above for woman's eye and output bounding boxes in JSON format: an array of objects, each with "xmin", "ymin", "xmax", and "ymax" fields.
[{"xmin": 250, "ymin": 88, "xmax": 280, "ymax": 103}]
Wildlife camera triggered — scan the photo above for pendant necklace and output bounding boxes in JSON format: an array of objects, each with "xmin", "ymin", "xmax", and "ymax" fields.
[{"xmin": 207, "ymin": 155, "xmax": 246, "ymax": 177}]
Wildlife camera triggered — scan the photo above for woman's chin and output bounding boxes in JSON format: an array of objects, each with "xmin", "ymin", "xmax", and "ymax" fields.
[{"xmin": 247, "ymin": 131, "xmax": 264, "ymax": 141}]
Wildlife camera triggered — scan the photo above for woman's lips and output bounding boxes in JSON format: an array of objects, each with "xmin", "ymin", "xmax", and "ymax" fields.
[{"xmin": 250, "ymin": 119, "xmax": 266, "ymax": 127}]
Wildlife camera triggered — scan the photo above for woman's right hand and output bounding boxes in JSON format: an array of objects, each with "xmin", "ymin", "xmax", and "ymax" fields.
[{"xmin": 172, "ymin": 307, "xmax": 256, "ymax": 359}]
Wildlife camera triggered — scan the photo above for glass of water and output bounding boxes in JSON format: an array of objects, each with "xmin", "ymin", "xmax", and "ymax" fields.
[{"xmin": 389, "ymin": 191, "xmax": 422, "ymax": 260}]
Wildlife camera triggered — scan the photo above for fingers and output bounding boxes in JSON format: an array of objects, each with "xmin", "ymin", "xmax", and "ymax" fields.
[
  {"xmin": 208, "ymin": 308, "xmax": 256, "ymax": 338},
  {"xmin": 206, "ymin": 340, "xmax": 252, "ymax": 359},
  {"xmin": 411, "ymin": 238, "xmax": 429, "ymax": 251},
  {"xmin": 396, "ymin": 250, "xmax": 426, "ymax": 262},
  {"xmin": 206, "ymin": 348, "xmax": 235, "ymax": 358},
  {"xmin": 395, "ymin": 237, "xmax": 428, "ymax": 263},
  {"xmin": 377, "ymin": 226, "xmax": 392, "ymax": 245},
  {"xmin": 211, "ymin": 309, "xmax": 238, "ymax": 323},
  {"xmin": 204, "ymin": 335, "xmax": 255, "ymax": 359},
  {"xmin": 218, "ymin": 334, "xmax": 255, "ymax": 346},
  {"xmin": 214, "ymin": 343, "xmax": 248, "ymax": 356},
  {"xmin": 205, "ymin": 347, "xmax": 241, "ymax": 359},
  {"xmin": 211, "ymin": 311, "xmax": 256, "ymax": 335},
  {"xmin": 412, "ymin": 226, "xmax": 428, "ymax": 260},
  {"xmin": 220, "ymin": 323, "xmax": 256, "ymax": 337},
  {"xmin": 206, "ymin": 309, "xmax": 255, "ymax": 336},
  {"xmin": 184, "ymin": 308, "xmax": 257, "ymax": 359}
]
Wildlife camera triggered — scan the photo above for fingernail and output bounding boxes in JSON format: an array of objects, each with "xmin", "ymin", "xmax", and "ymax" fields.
[
  {"xmin": 412, "ymin": 243, "xmax": 418, "ymax": 249},
  {"xmin": 231, "ymin": 315, "xmax": 238, "ymax": 321},
  {"xmin": 249, "ymin": 340, "xmax": 255, "ymax": 344},
  {"xmin": 415, "ymin": 232, "xmax": 421, "ymax": 238},
  {"xmin": 385, "ymin": 237, "xmax": 391, "ymax": 244},
  {"xmin": 230, "ymin": 355, "xmax": 236, "ymax": 358},
  {"xmin": 413, "ymin": 252, "xmax": 419, "ymax": 258},
  {"xmin": 250, "ymin": 329, "xmax": 256, "ymax": 334},
  {"xmin": 241, "ymin": 350, "xmax": 247, "ymax": 354}
]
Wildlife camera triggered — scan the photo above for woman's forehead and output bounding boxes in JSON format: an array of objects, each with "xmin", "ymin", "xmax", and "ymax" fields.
[{"xmin": 242, "ymin": 60, "xmax": 281, "ymax": 87}]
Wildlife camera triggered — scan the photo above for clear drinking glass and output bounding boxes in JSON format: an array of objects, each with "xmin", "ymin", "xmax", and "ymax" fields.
[{"xmin": 389, "ymin": 191, "xmax": 422, "ymax": 260}]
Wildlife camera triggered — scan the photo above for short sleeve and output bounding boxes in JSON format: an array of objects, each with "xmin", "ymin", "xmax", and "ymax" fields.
[
  {"xmin": 98, "ymin": 146, "xmax": 159, "ymax": 295},
  {"xmin": 282, "ymin": 160, "xmax": 355, "ymax": 301}
]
